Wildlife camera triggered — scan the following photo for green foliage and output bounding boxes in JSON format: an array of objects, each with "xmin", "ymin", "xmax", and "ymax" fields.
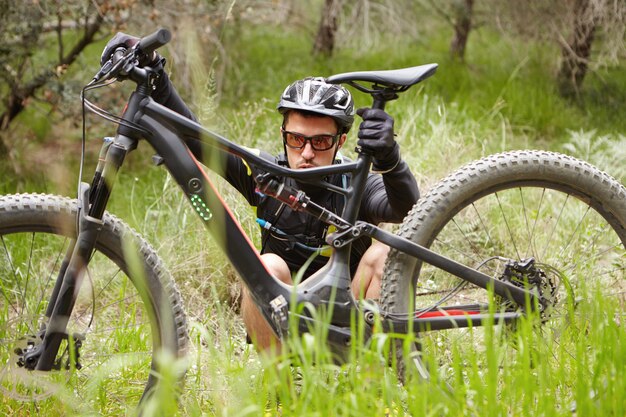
[
  {"xmin": 214, "ymin": 21, "xmax": 625, "ymax": 139},
  {"xmin": 1, "ymin": 3, "xmax": 625, "ymax": 416},
  {"xmin": 4, "ymin": 288, "xmax": 623, "ymax": 416}
]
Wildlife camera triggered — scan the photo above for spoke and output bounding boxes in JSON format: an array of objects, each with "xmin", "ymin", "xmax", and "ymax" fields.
[
  {"xmin": 79, "ymin": 350, "xmax": 151, "ymax": 359},
  {"xmin": 95, "ymin": 293, "xmax": 142, "ymax": 316},
  {"xmin": 92, "ymin": 268, "xmax": 122, "ymax": 302},
  {"xmin": 74, "ymin": 266, "xmax": 123, "ymax": 325},
  {"xmin": 0, "ymin": 236, "xmax": 23, "ymax": 318},
  {"xmin": 557, "ymin": 205, "xmax": 591, "ymax": 260},
  {"xmin": 74, "ymin": 292, "xmax": 142, "ymax": 330},
  {"xmin": 600, "ymin": 289, "xmax": 626, "ymax": 298},
  {"xmin": 562, "ymin": 241, "xmax": 624, "ymax": 276},
  {"xmin": 519, "ymin": 187, "xmax": 537, "ymax": 258},
  {"xmin": 526, "ymin": 188, "xmax": 546, "ymax": 260},
  {"xmin": 75, "ymin": 351, "xmax": 153, "ymax": 374},
  {"xmin": 472, "ymin": 202, "xmax": 495, "ymax": 250},
  {"xmin": 450, "ymin": 217, "xmax": 485, "ymax": 262},
  {"xmin": 495, "ymin": 192, "xmax": 521, "ymax": 260},
  {"xmin": 82, "ymin": 321, "xmax": 150, "ymax": 336},
  {"xmin": 66, "ymin": 350, "xmax": 152, "ymax": 374},
  {"xmin": 540, "ymin": 193, "xmax": 569, "ymax": 261},
  {"xmin": 432, "ymin": 236, "xmax": 499, "ymax": 276},
  {"xmin": 574, "ymin": 222, "xmax": 612, "ymax": 263},
  {"xmin": 599, "ymin": 265, "xmax": 626, "ymax": 278},
  {"xmin": 22, "ymin": 233, "xmax": 36, "ymax": 321}
]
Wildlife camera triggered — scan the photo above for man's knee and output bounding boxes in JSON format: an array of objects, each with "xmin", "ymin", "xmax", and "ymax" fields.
[
  {"xmin": 361, "ymin": 241, "xmax": 390, "ymax": 275},
  {"xmin": 240, "ymin": 253, "xmax": 291, "ymax": 354},
  {"xmin": 352, "ymin": 241, "xmax": 390, "ymax": 299},
  {"xmin": 261, "ymin": 253, "xmax": 292, "ymax": 285}
]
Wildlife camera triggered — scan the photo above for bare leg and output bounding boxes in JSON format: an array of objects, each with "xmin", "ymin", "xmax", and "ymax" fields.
[
  {"xmin": 241, "ymin": 253, "xmax": 292, "ymax": 355},
  {"xmin": 351, "ymin": 241, "xmax": 390, "ymax": 299},
  {"xmin": 243, "ymin": 242, "xmax": 389, "ymax": 353}
]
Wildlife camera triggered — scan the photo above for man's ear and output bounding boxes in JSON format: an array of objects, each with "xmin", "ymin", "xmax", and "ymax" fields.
[{"xmin": 338, "ymin": 133, "xmax": 347, "ymax": 148}]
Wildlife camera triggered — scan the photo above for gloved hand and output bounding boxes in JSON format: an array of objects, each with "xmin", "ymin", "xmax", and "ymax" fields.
[
  {"xmin": 100, "ymin": 32, "xmax": 161, "ymax": 67},
  {"xmin": 356, "ymin": 108, "xmax": 400, "ymax": 173}
]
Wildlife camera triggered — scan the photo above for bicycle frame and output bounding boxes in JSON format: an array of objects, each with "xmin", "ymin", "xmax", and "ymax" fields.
[{"xmin": 31, "ymin": 63, "xmax": 535, "ymax": 370}]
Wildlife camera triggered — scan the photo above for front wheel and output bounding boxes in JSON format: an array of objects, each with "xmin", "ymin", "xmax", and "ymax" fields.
[
  {"xmin": 381, "ymin": 150, "xmax": 626, "ymax": 384},
  {"xmin": 0, "ymin": 194, "xmax": 188, "ymax": 412}
]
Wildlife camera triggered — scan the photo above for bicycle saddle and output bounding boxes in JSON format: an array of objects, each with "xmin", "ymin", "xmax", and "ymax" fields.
[{"xmin": 326, "ymin": 63, "xmax": 438, "ymax": 89}]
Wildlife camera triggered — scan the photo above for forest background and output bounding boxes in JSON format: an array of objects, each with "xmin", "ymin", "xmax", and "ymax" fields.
[{"xmin": 0, "ymin": 0, "xmax": 625, "ymax": 415}]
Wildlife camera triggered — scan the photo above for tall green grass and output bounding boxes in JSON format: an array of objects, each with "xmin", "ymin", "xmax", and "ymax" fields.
[
  {"xmin": 3, "ymin": 284, "xmax": 625, "ymax": 416},
  {"xmin": 1, "ymin": 16, "xmax": 625, "ymax": 417}
]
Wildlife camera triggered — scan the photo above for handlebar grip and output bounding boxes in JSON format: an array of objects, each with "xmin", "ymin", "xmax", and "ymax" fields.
[{"xmin": 137, "ymin": 28, "xmax": 171, "ymax": 55}]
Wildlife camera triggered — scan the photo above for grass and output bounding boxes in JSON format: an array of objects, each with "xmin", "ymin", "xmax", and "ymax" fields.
[
  {"xmin": 1, "ymin": 14, "xmax": 625, "ymax": 417},
  {"xmin": 29, "ymin": 289, "xmax": 617, "ymax": 417}
]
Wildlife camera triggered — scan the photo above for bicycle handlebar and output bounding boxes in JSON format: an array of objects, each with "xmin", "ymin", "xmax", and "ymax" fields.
[
  {"xmin": 91, "ymin": 28, "xmax": 171, "ymax": 84},
  {"xmin": 137, "ymin": 28, "xmax": 171, "ymax": 57}
]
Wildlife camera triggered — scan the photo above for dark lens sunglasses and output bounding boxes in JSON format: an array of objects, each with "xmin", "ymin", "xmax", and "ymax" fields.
[{"xmin": 281, "ymin": 128, "xmax": 340, "ymax": 151}]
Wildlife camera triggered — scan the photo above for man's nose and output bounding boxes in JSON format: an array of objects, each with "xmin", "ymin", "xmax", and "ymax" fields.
[{"xmin": 301, "ymin": 142, "xmax": 315, "ymax": 159}]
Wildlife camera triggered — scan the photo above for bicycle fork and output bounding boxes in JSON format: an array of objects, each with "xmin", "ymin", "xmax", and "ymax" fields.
[{"xmin": 25, "ymin": 135, "xmax": 134, "ymax": 371}]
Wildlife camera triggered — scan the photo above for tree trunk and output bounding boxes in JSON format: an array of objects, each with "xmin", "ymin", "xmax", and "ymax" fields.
[
  {"xmin": 450, "ymin": 0, "xmax": 474, "ymax": 60},
  {"xmin": 558, "ymin": 0, "xmax": 596, "ymax": 97},
  {"xmin": 313, "ymin": 0, "xmax": 341, "ymax": 57},
  {"xmin": 0, "ymin": 134, "xmax": 8, "ymax": 159}
]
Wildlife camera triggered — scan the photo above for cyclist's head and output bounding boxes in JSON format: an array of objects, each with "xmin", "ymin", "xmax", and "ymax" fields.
[{"xmin": 277, "ymin": 77, "xmax": 354, "ymax": 134}]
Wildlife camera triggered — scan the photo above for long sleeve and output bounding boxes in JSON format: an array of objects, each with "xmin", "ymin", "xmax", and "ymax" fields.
[
  {"xmin": 150, "ymin": 70, "xmax": 262, "ymax": 203},
  {"xmin": 151, "ymin": 71, "xmax": 198, "ymax": 122},
  {"xmin": 359, "ymin": 159, "xmax": 419, "ymax": 225}
]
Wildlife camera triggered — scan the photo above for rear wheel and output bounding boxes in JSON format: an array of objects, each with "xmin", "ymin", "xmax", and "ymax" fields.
[
  {"xmin": 381, "ymin": 150, "xmax": 626, "ymax": 383},
  {"xmin": 0, "ymin": 194, "xmax": 188, "ymax": 411}
]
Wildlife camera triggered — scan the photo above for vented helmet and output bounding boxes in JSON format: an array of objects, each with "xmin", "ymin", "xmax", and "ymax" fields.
[{"xmin": 278, "ymin": 77, "xmax": 355, "ymax": 133}]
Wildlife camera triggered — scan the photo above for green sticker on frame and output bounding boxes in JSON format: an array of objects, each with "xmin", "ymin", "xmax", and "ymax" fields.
[{"xmin": 190, "ymin": 194, "xmax": 213, "ymax": 222}]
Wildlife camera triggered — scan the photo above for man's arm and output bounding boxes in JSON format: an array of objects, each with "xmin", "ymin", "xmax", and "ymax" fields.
[
  {"xmin": 361, "ymin": 160, "xmax": 419, "ymax": 225},
  {"xmin": 355, "ymin": 108, "xmax": 419, "ymax": 224},
  {"xmin": 150, "ymin": 71, "xmax": 211, "ymax": 161},
  {"xmin": 152, "ymin": 70, "xmax": 266, "ymax": 205},
  {"xmin": 151, "ymin": 71, "xmax": 197, "ymax": 122},
  {"xmin": 100, "ymin": 33, "xmax": 265, "ymax": 205}
]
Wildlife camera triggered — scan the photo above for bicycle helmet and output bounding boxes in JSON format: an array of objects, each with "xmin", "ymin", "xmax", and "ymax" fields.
[{"xmin": 278, "ymin": 77, "xmax": 355, "ymax": 133}]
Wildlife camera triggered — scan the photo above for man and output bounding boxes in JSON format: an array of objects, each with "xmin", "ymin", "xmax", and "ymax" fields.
[{"xmin": 101, "ymin": 35, "xmax": 420, "ymax": 353}]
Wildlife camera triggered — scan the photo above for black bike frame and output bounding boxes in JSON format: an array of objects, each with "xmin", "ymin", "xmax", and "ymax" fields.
[
  {"xmin": 32, "ymin": 64, "xmax": 534, "ymax": 369},
  {"xmin": 132, "ymin": 83, "xmax": 533, "ymax": 336}
]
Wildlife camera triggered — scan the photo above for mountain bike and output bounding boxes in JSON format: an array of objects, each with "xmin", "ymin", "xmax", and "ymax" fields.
[{"xmin": 1, "ymin": 29, "xmax": 624, "ymax": 410}]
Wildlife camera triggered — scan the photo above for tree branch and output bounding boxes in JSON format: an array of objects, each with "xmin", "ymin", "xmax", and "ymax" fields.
[{"xmin": 0, "ymin": 13, "xmax": 104, "ymax": 131}]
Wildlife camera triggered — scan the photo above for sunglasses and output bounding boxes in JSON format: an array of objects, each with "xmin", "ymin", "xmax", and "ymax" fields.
[{"xmin": 281, "ymin": 128, "xmax": 340, "ymax": 151}]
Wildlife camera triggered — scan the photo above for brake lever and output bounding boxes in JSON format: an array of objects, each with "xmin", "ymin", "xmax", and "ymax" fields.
[
  {"xmin": 91, "ymin": 47, "xmax": 134, "ymax": 84},
  {"xmin": 91, "ymin": 59, "xmax": 114, "ymax": 83}
]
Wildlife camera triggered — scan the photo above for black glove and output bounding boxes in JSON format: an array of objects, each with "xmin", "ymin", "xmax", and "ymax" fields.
[
  {"xmin": 100, "ymin": 32, "xmax": 161, "ymax": 67},
  {"xmin": 356, "ymin": 108, "xmax": 400, "ymax": 173}
]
